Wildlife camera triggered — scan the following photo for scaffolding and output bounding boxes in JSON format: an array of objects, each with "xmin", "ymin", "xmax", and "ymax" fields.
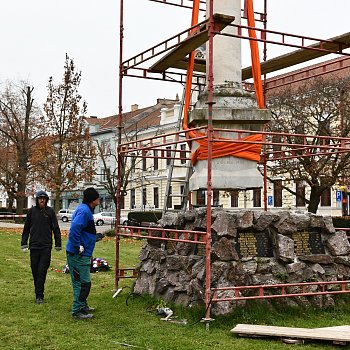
[{"xmin": 115, "ymin": 0, "xmax": 350, "ymax": 326}]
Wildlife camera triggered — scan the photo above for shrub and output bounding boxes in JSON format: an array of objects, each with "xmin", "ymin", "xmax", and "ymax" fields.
[
  {"xmin": 332, "ymin": 216, "xmax": 350, "ymax": 228},
  {"xmin": 128, "ymin": 211, "xmax": 162, "ymax": 226},
  {"xmin": 104, "ymin": 229, "xmax": 116, "ymax": 237}
]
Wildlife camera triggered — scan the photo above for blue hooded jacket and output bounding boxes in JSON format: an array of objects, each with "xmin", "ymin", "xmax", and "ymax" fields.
[{"xmin": 66, "ymin": 203, "xmax": 96, "ymax": 257}]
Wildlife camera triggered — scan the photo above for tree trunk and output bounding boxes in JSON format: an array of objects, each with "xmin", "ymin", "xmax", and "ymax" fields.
[
  {"xmin": 54, "ymin": 190, "xmax": 61, "ymax": 213},
  {"xmin": 7, "ymin": 198, "xmax": 14, "ymax": 210},
  {"xmin": 307, "ymin": 186, "xmax": 322, "ymax": 214},
  {"xmin": 15, "ymin": 86, "xmax": 32, "ymax": 218},
  {"xmin": 15, "ymin": 181, "xmax": 27, "ymax": 223}
]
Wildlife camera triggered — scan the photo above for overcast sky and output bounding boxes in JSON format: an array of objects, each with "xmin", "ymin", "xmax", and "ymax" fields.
[{"xmin": 1, "ymin": 0, "xmax": 350, "ymax": 117}]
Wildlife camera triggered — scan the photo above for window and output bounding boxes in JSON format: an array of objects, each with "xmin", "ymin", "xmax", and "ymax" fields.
[
  {"xmin": 153, "ymin": 150, "xmax": 158, "ymax": 170},
  {"xmin": 142, "ymin": 151, "xmax": 147, "ymax": 171},
  {"xmin": 296, "ymin": 180, "xmax": 306, "ymax": 207},
  {"xmin": 130, "ymin": 189, "xmax": 136, "ymax": 209},
  {"xmin": 101, "ymin": 140, "xmax": 111, "ymax": 155},
  {"xmin": 213, "ymin": 190, "xmax": 220, "ymax": 206},
  {"xmin": 253, "ymin": 188, "xmax": 261, "ymax": 207},
  {"xmin": 101, "ymin": 168, "xmax": 110, "ymax": 182},
  {"xmin": 120, "ymin": 194, "xmax": 125, "ymax": 210},
  {"xmin": 180, "ymin": 185, "xmax": 185, "ymax": 195},
  {"xmin": 166, "ymin": 146, "xmax": 171, "ymax": 166},
  {"xmin": 131, "ymin": 154, "xmax": 136, "ymax": 172},
  {"xmin": 230, "ymin": 190, "xmax": 239, "ymax": 207},
  {"xmin": 180, "ymin": 144, "xmax": 186, "ymax": 164},
  {"xmin": 142, "ymin": 188, "xmax": 147, "ymax": 208},
  {"xmin": 197, "ymin": 190, "xmax": 205, "ymax": 206},
  {"xmin": 273, "ymin": 180, "xmax": 282, "ymax": 207},
  {"xmin": 321, "ymin": 188, "xmax": 331, "ymax": 206},
  {"xmin": 167, "ymin": 186, "xmax": 172, "ymax": 209},
  {"xmin": 153, "ymin": 187, "xmax": 159, "ymax": 208}
]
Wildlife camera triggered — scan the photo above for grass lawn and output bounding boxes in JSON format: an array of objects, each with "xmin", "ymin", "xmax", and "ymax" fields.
[{"xmin": 1, "ymin": 228, "xmax": 350, "ymax": 349}]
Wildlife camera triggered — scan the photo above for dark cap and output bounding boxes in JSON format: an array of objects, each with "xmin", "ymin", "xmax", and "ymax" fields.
[
  {"xmin": 83, "ymin": 187, "xmax": 99, "ymax": 204},
  {"xmin": 36, "ymin": 190, "xmax": 49, "ymax": 199}
]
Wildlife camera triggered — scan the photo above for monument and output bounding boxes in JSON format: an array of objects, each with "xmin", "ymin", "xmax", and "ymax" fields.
[{"xmin": 189, "ymin": 0, "xmax": 271, "ymax": 191}]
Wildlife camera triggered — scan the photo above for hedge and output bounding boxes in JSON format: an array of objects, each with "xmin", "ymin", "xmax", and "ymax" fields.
[
  {"xmin": 127, "ymin": 211, "xmax": 162, "ymax": 225},
  {"xmin": 332, "ymin": 216, "xmax": 350, "ymax": 229},
  {"xmin": 0, "ymin": 208, "xmax": 29, "ymax": 214}
]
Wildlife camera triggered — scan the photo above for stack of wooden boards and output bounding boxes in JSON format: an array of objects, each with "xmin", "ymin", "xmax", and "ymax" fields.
[{"xmin": 231, "ymin": 324, "xmax": 350, "ymax": 346}]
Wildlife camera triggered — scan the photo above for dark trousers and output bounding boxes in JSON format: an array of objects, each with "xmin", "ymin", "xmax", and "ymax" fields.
[{"xmin": 30, "ymin": 248, "xmax": 51, "ymax": 299}]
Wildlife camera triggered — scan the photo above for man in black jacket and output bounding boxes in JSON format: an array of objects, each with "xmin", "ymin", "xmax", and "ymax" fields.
[{"xmin": 21, "ymin": 190, "xmax": 62, "ymax": 304}]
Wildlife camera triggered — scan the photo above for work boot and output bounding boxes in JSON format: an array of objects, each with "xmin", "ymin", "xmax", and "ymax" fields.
[
  {"xmin": 72, "ymin": 312, "xmax": 94, "ymax": 320},
  {"xmin": 80, "ymin": 305, "xmax": 95, "ymax": 314}
]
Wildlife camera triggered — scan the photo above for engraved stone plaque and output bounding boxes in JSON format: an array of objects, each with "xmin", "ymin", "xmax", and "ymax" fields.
[
  {"xmin": 292, "ymin": 230, "xmax": 325, "ymax": 255},
  {"xmin": 236, "ymin": 231, "xmax": 273, "ymax": 258}
]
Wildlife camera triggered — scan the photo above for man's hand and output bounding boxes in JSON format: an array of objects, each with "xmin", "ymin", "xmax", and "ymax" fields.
[
  {"xmin": 21, "ymin": 245, "xmax": 28, "ymax": 252},
  {"xmin": 79, "ymin": 245, "xmax": 85, "ymax": 254},
  {"xmin": 55, "ymin": 247, "xmax": 62, "ymax": 251}
]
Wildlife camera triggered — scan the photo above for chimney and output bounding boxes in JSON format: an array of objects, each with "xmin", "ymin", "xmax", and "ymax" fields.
[{"xmin": 131, "ymin": 104, "xmax": 138, "ymax": 112}]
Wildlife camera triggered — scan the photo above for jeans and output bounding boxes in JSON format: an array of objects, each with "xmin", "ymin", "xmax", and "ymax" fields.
[
  {"xmin": 66, "ymin": 253, "xmax": 91, "ymax": 315},
  {"xmin": 30, "ymin": 248, "xmax": 51, "ymax": 299}
]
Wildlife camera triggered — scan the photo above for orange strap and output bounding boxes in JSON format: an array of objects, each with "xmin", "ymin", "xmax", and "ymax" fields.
[
  {"xmin": 183, "ymin": 0, "xmax": 200, "ymax": 137},
  {"xmin": 246, "ymin": 0, "xmax": 265, "ymax": 108},
  {"xmin": 191, "ymin": 133, "xmax": 263, "ymax": 165},
  {"xmin": 183, "ymin": 0, "xmax": 264, "ymax": 164}
]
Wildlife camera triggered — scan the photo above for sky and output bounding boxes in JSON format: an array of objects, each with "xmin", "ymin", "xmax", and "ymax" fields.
[{"xmin": 1, "ymin": 0, "xmax": 350, "ymax": 118}]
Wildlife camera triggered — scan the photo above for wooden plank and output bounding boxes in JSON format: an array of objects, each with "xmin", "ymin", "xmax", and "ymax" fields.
[
  {"xmin": 231, "ymin": 324, "xmax": 350, "ymax": 342},
  {"xmin": 152, "ymin": 31, "xmax": 350, "ymax": 81},
  {"xmin": 242, "ymin": 32, "xmax": 350, "ymax": 80},
  {"xmin": 169, "ymin": 57, "xmax": 206, "ymax": 73},
  {"xmin": 314, "ymin": 325, "xmax": 350, "ymax": 331},
  {"xmin": 149, "ymin": 13, "xmax": 234, "ymax": 73}
]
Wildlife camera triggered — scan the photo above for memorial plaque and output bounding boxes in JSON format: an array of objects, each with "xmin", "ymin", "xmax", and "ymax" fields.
[
  {"xmin": 255, "ymin": 231, "xmax": 274, "ymax": 257},
  {"xmin": 236, "ymin": 231, "xmax": 273, "ymax": 258},
  {"xmin": 292, "ymin": 230, "xmax": 325, "ymax": 255}
]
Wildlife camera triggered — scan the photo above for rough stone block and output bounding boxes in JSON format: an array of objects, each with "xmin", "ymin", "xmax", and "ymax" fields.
[
  {"xmin": 276, "ymin": 234, "xmax": 295, "ymax": 262},
  {"xmin": 212, "ymin": 237, "xmax": 239, "ymax": 261},
  {"xmin": 326, "ymin": 230, "xmax": 350, "ymax": 255}
]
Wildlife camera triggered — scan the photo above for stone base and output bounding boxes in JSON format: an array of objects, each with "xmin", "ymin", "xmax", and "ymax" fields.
[
  {"xmin": 133, "ymin": 210, "xmax": 347, "ymax": 315},
  {"xmin": 190, "ymin": 83, "xmax": 271, "ymax": 125},
  {"xmin": 188, "ymin": 83, "xmax": 270, "ymax": 191},
  {"xmin": 189, "ymin": 157, "xmax": 263, "ymax": 190}
]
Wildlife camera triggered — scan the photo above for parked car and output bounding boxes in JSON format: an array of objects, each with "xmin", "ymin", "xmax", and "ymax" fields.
[
  {"xmin": 93, "ymin": 212, "xmax": 128, "ymax": 226},
  {"xmin": 57, "ymin": 209, "xmax": 75, "ymax": 222}
]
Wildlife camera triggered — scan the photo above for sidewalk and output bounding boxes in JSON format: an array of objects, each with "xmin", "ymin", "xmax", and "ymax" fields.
[{"xmin": 0, "ymin": 221, "xmax": 23, "ymax": 228}]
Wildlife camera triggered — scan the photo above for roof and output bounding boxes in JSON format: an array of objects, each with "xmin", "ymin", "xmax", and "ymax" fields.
[
  {"xmin": 85, "ymin": 98, "xmax": 179, "ymax": 133},
  {"xmin": 265, "ymin": 55, "xmax": 350, "ymax": 96}
]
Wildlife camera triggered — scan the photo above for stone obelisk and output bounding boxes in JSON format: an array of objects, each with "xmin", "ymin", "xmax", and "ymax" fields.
[{"xmin": 189, "ymin": 0, "xmax": 270, "ymax": 191}]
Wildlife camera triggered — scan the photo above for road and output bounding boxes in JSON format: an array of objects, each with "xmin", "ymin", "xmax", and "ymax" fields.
[{"xmin": 0, "ymin": 220, "xmax": 113, "ymax": 233}]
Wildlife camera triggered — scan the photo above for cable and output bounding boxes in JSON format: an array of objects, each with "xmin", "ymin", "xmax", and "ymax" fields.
[
  {"xmin": 187, "ymin": 294, "xmax": 215, "ymax": 326},
  {"xmin": 123, "ymin": 289, "xmax": 215, "ymax": 327},
  {"xmin": 125, "ymin": 292, "xmax": 145, "ymax": 306}
]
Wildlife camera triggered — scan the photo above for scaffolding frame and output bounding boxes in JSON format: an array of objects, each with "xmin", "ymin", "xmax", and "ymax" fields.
[{"xmin": 115, "ymin": 0, "xmax": 350, "ymax": 326}]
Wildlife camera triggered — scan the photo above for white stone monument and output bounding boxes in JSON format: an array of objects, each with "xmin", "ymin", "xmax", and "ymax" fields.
[{"xmin": 189, "ymin": 0, "xmax": 270, "ymax": 191}]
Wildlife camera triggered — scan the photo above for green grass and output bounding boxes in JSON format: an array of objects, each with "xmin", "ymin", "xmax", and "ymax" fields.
[{"xmin": 1, "ymin": 228, "xmax": 350, "ymax": 349}]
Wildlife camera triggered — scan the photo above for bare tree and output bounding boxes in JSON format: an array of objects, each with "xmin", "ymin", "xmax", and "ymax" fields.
[
  {"xmin": 95, "ymin": 126, "xmax": 161, "ymax": 212},
  {"xmin": 0, "ymin": 82, "xmax": 44, "ymax": 213},
  {"xmin": 32, "ymin": 55, "xmax": 96, "ymax": 212},
  {"xmin": 0, "ymin": 140, "xmax": 17, "ymax": 210},
  {"xmin": 266, "ymin": 76, "xmax": 350, "ymax": 213}
]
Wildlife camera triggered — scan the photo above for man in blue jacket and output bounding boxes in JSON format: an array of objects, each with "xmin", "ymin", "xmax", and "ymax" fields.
[{"xmin": 66, "ymin": 187, "xmax": 100, "ymax": 319}]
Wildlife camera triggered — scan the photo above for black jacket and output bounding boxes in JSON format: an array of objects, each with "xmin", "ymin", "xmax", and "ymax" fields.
[{"xmin": 21, "ymin": 206, "xmax": 62, "ymax": 250}]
